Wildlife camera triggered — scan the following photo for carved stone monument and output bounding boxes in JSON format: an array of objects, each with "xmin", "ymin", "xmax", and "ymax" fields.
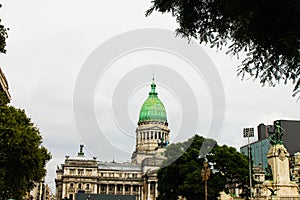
[{"xmin": 260, "ymin": 121, "xmax": 299, "ymax": 198}]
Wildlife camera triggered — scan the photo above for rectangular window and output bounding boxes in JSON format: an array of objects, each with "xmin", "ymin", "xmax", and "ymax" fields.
[
  {"xmin": 117, "ymin": 185, "xmax": 122, "ymax": 191},
  {"xmin": 133, "ymin": 185, "xmax": 137, "ymax": 191},
  {"xmin": 109, "ymin": 185, "xmax": 114, "ymax": 191},
  {"xmin": 150, "ymin": 183, "xmax": 154, "ymax": 190},
  {"xmin": 70, "ymin": 169, "xmax": 75, "ymax": 175},
  {"xmin": 86, "ymin": 169, "xmax": 92, "ymax": 175},
  {"xmin": 100, "ymin": 185, "xmax": 106, "ymax": 192}
]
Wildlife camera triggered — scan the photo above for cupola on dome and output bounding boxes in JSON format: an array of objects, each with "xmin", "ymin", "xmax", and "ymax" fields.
[{"xmin": 138, "ymin": 81, "xmax": 167, "ymax": 123}]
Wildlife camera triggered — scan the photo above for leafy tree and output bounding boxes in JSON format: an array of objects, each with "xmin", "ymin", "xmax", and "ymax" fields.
[
  {"xmin": 0, "ymin": 92, "xmax": 51, "ymax": 200},
  {"xmin": 146, "ymin": 1, "xmax": 300, "ymax": 96},
  {"xmin": 157, "ymin": 135, "xmax": 249, "ymax": 200},
  {"xmin": 0, "ymin": 4, "xmax": 8, "ymax": 54}
]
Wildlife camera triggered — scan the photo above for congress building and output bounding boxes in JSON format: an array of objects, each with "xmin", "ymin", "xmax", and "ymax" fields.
[{"xmin": 55, "ymin": 80, "xmax": 170, "ymax": 200}]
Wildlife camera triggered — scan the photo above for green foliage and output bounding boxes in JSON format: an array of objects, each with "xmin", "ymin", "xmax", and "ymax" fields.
[
  {"xmin": 0, "ymin": 4, "xmax": 8, "ymax": 54},
  {"xmin": 0, "ymin": 92, "xmax": 9, "ymax": 106},
  {"xmin": 157, "ymin": 135, "xmax": 249, "ymax": 200},
  {"xmin": 146, "ymin": 1, "xmax": 300, "ymax": 96},
  {"xmin": 0, "ymin": 92, "xmax": 51, "ymax": 199}
]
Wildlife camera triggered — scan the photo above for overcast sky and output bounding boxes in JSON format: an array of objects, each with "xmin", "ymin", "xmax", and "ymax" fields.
[{"xmin": 1, "ymin": 1, "xmax": 299, "ymax": 192}]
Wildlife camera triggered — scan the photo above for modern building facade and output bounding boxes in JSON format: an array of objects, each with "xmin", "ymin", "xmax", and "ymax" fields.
[
  {"xmin": 240, "ymin": 119, "xmax": 300, "ymax": 172},
  {"xmin": 55, "ymin": 80, "xmax": 170, "ymax": 200},
  {"xmin": 240, "ymin": 138, "xmax": 270, "ymax": 172}
]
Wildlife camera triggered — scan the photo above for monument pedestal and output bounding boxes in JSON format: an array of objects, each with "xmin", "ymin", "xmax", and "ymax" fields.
[{"xmin": 260, "ymin": 144, "xmax": 299, "ymax": 197}]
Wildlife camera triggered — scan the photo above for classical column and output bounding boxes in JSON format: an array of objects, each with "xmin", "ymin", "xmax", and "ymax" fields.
[
  {"xmin": 94, "ymin": 183, "xmax": 97, "ymax": 193},
  {"xmin": 123, "ymin": 184, "xmax": 125, "ymax": 195},
  {"xmin": 138, "ymin": 185, "xmax": 141, "ymax": 200},
  {"xmin": 147, "ymin": 182, "xmax": 150, "ymax": 200},
  {"xmin": 130, "ymin": 185, "xmax": 133, "ymax": 195},
  {"xmin": 141, "ymin": 185, "xmax": 143, "ymax": 200},
  {"xmin": 114, "ymin": 184, "xmax": 117, "ymax": 194},
  {"xmin": 106, "ymin": 184, "xmax": 109, "ymax": 194},
  {"xmin": 155, "ymin": 181, "xmax": 158, "ymax": 198},
  {"xmin": 62, "ymin": 183, "xmax": 66, "ymax": 199}
]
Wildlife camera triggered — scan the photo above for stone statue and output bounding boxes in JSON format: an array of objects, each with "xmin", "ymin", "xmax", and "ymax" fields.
[
  {"xmin": 80, "ymin": 144, "xmax": 84, "ymax": 153},
  {"xmin": 158, "ymin": 138, "xmax": 168, "ymax": 147},
  {"xmin": 78, "ymin": 144, "xmax": 84, "ymax": 157},
  {"xmin": 269, "ymin": 121, "xmax": 285, "ymax": 146}
]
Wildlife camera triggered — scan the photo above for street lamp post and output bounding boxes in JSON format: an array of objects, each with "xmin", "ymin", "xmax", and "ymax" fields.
[
  {"xmin": 243, "ymin": 127, "xmax": 254, "ymax": 199},
  {"xmin": 201, "ymin": 160, "xmax": 211, "ymax": 200}
]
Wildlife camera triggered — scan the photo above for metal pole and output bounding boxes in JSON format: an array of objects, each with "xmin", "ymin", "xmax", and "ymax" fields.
[
  {"xmin": 248, "ymin": 135, "xmax": 253, "ymax": 199},
  {"xmin": 201, "ymin": 160, "xmax": 210, "ymax": 200},
  {"xmin": 204, "ymin": 178, "xmax": 207, "ymax": 200}
]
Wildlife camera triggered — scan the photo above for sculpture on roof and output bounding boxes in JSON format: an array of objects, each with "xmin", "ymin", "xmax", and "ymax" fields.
[
  {"xmin": 78, "ymin": 144, "xmax": 84, "ymax": 157},
  {"xmin": 269, "ymin": 121, "xmax": 285, "ymax": 146},
  {"xmin": 158, "ymin": 137, "xmax": 169, "ymax": 147}
]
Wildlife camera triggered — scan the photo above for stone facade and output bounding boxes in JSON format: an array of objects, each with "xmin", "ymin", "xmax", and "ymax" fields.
[
  {"xmin": 25, "ymin": 180, "xmax": 53, "ymax": 200},
  {"xmin": 56, "ymin": 153, "xmax": 150, "ymax": 200},
  {"xmin": 55, "ymin": 81, "xmax": 169, "ymax": 200},
  {"xmin": 290, "ymin": 152, "xmax": 300, "ymax": 188},
  {"xmin": 131, "ymin": 120, "xmax": 169, "ymax": 164},
  {"xmin": 0, "ymin": 67, "xmax": 10, "ymax": 101}
]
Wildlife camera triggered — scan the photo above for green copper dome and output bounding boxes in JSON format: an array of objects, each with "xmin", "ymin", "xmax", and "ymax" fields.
[{"xmin": 138, "ymin": 81, "xmax": 167, "ymax": 123}]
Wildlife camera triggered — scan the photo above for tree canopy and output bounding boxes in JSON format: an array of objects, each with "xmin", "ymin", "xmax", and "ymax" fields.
[
  {"xmin": 0, "ymin": 4, "xmax": 8, "ymax": 54},
  {"xmin": 157, "ymin": 135, "xmax": 249, "ymax": 200},
  {"xmin": 146, "ymin": 0, "xmax": 300, "ymax": 96},
  {"xmin": 0, "ymin": 92, "xmax": 51, "ymax": 200}
]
